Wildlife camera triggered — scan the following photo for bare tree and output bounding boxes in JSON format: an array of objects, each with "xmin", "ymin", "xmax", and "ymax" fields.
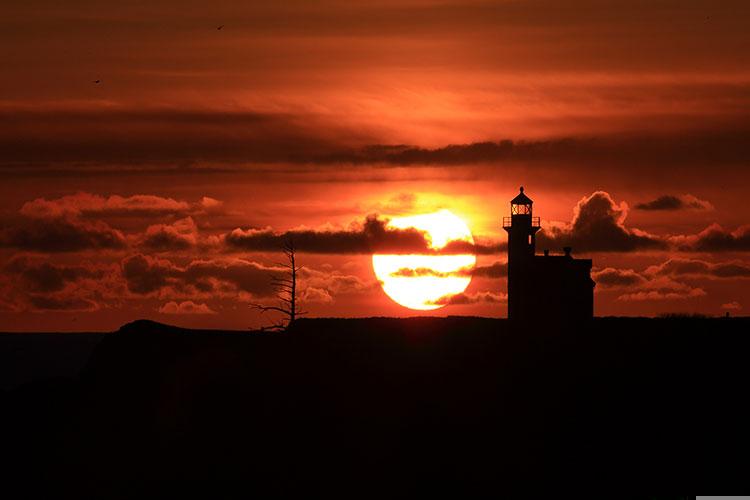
[{"xmin": 251, "ymin": 240, "xmax": 306, "ymax": 330}]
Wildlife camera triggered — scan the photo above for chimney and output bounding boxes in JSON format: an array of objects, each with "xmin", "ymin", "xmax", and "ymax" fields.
[{"xmin": 563, "ymin": 246, "xmax": 572, "ymax": 257}]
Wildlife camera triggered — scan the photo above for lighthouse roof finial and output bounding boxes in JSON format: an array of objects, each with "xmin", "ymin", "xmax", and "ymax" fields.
[{"xmin": 511, "ymin": 186, "xmax": 533, "ymax": 205}]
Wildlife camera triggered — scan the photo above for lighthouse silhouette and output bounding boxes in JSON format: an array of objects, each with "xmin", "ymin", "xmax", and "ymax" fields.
[{"xmin": 503, "ymin": 187, "xmax": 595, "ymax": 322}]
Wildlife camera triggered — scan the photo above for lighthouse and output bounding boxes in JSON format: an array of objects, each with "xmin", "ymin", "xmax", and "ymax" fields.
[{"xmin": 502, "ymin": 187, "xmax": 594, "ymax": 322}]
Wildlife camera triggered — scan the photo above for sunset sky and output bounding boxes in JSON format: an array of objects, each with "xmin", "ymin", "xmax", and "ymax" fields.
[{"xmin": 1, "ymin": 0, "xmax": 749, "ymax": 330}]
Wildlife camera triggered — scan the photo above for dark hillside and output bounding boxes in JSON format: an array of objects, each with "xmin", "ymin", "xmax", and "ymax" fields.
[
  {"xmin": 0, "ymin": 332, "xmax": 104, "ymax": 391},
  {"xmin": 2, "ymin": 317, "xmax": 747, "ymax": 495}
]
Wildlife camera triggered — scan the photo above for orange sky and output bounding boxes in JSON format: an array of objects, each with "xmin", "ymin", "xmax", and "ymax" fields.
[{"xmin": 1, "ymin": 0, "xmax": 749, "ymax": 330}]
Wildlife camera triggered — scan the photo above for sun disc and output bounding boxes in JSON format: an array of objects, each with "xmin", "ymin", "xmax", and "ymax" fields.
[{"xmin": 372, "ymin": 209, "xmax": 476, "ymax": 310}]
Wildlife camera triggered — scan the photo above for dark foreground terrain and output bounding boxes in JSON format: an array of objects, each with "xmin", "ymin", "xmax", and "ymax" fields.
[{"xmin": 1, "ymin": 317, "xmax": 747, "ymax": 495}]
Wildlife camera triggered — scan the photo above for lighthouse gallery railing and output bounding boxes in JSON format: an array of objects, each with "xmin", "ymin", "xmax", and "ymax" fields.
[{"xmin": 502, "ymin": 216, "xmax": 540, "ymax": 228}]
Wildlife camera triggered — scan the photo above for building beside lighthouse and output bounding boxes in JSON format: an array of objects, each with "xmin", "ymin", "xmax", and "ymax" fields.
[{"xmin": 503, "ymin": 187, "xmax": 595, "ymax": 322}]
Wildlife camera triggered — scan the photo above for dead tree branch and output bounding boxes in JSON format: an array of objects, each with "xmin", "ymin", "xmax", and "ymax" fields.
[{"xmin": 250, "ymin": 240, "xmax": 307, "ymax": 330}]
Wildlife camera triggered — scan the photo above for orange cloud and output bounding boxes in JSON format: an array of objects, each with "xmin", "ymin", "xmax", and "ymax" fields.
[{"xmin": 158, "ymin": 301, "xmax": 216, "ymax": 315}]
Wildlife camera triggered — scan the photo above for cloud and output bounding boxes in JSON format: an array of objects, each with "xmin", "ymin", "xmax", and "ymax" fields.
[
  {"xmin": 224, "ymin": 214, "xmax": 498, "ymax": 255},
  {"xmin": 591, "ymin": 262, "xmax": 713, "ymax": 301},
  {"xmin": 594, "ymin": 258, "xmax": 748, "ymax": 301},
  {"xmin": 0, "ymin": 216, "xmax": 127, "ymax": 252},
  {"xmin": 0, "ymin": 108, "xmax": 373, "ymax": 167},
  {"xmin": 0, "ymin": 282, "xmax": 19, "ymax": 312},
  {"xmin": 616, "ymin": 277, "xmax": 706, "ymax": 301},
  {"xmin": 20, "ymin": 193, "xmax": 193, "ymax": 219},
  {"xmin": 617, "ymin": 288, "xmax": 707, "ymax": 301},
  {"xmin": 158, "ymin": 301, "xmax": 216, "ymax": 315},
  {"xmin": 0, "ymin": 193, "xmax": 223, "ymax": 253},
  {"xmin": 0, "ymin": 194, "xmax": 186, "ymax": 253},
  {"xmin": 3, "ymin": 193, "xmax": 229, "ymax": 253},
  {"xmin": 4, "ymin": 256, "xmax": 104, "ymax": 293},
  {"xmin": 671, "ymin": 224, "xmax": 750, "ymax": 252},
  {"xmin": 634, "ymin": 194, "xmax": 713, "ymax": 211},
  {"xmin": 644, "ymin": 258, "xmax": 750, "ymax": 279},
  {"xmin": 471, "ymin": 262, "xmax": 507, "ymax": 278},
  {"xmin": 5, "ymin": 127, "xmax": 750, "ymax": 181},
  {"xmin": 196, "ymin": 197, "xmax": 224, "ymax": 213},
  {"xmin": 121, "ymin": 255, "xmax": 175, "ymax": 294},
  {"xmin": 26, "ymin": 295, "xmax": 100, "ymax": 312},
  {"xmin": 389, "ymin": 267, "xmax": 463, "ymax": 278},
  {"xmin": 121, "ymin": 254, "xmax": 377, "ymax": 306},
  {"xmin": 299, "ymin": 267, "xmax": 374, "ymax": 296},
  {"xmin": 335, "ymin": 141, "xmax": 584, "ymax": 166},
  {"xmin": 301, "ymin": 287, "xmax": 333, "ymax": 304},
  {"xmin": 121, "ymin": 254, "xmax": 279, "ymax": 298},
  {"xmin": 140, "ymin": 217, "xmax": 198, "ymax": 251},
  {"xmin": 6, "ymin": 105, "xmax": 749, "ymax": 180},
  {"xmin": 721, "ymin": 301, "xmax": 742, "ymax": 310},
  {"xmin": 592, "ymin": 258, "xmax": 750, "ymax": 303},
  {"xmin": 247, "ymin": 266, "xmax": 371, "ymax": 310},
  {"xmin": 592, "ymin": 267, "xmax": 647, "ymax": 288},
  {"xmin": 225, "ymin": 215, "xmax": 423, "ymax": 254},
  {"xmin": 0, "ymin": 256, "xmax": 119, "ymax": 312},
  {"xmin": 537, "ymin": 191, "xmax": 666, "ymax": 252},
  {"xmin": 441, "ymin": 239, "xmax": 504, "ymax": 255},
  {"xmin": 225, "ymin": 213, "xmax": 504, "ymax": 255},
  {"xmin": 388, "ymin": 262, "xmax": 506, "ymax": 279},
  {"xmin": 320, "ymin": 129, "xmax": 750, "ymax": 170},
  {"xmin": 429, "ymin": 291, "xmax": 507, "ymax": 306}
]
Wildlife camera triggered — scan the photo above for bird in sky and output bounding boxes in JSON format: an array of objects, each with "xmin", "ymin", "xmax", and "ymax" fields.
[
  {"xmin": 93, "ymin": 79, "xmax": 101, "ymax": 84},
  {"xmin": 217, "ymin": 25, "xmax": 224, "ymax": 30}
]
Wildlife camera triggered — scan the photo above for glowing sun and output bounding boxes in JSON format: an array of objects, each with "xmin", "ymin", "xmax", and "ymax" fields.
[{"xmin": 372, "ymin": 209, "xmax": 476, "ymax": 310}]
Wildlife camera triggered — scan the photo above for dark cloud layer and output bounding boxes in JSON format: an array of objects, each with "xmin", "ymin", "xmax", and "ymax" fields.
[
  {"xmin": 591, "ymin": 263, "xmax": 708, "ymax": 300},
  {"xmin": 121, "ymin": 254, "xmax": 278, "ymax": 297},
  {"xmin": 334, "ymin": 129, "xmax": 750, "ymax": 169},
  {"xmin": 0, "ymin": 109, "xmax": 371, "ymax": 168},
  {"xmin": 20, "ymin": 193, "xmax": 194, "ymax": 218},
  {"xmin": 4, "ymin": 257, "xmax": 103, "ymax": 293},
  {"xmin": 1, "ymin": 194, "xmax": 219, "ymax": 253},
  {"xmin": 645, "ymin": 258, "xmax": 750, "ymax": 279},
  {"xmin": 472, "ymin": 262, "xmax": 507, "ymax": 278},
  {"xmin": 0, "ymin": 216, "xmax": 127, "ymax": 253},
  {"xmin": 225, "ymin": 215, "xmax": 428, "ymax": 254},
  {"xmin": 593, "ymin": 257, "xmax": 750, "ymax": 304},
  {"xmin": 1, "ymin": 257, "xmax": 114, "ymax": 312},
  {"xmin": 673, "ymin": 224, "xmax": 750, "ymax": 252},
  {"xmin": 2, "ymin": 109, "xmax": 750, "ymax": 177},
  {"xmin": 635, "ymin": 194, "xmax": 712, "ymax": 211},
  {"xmin": 26, "ymin": 295, "xmax": 99, "ymax": 312},
  {"xmin": 224, "ymin": 214, "xmax": 500, "ymax": 255}
]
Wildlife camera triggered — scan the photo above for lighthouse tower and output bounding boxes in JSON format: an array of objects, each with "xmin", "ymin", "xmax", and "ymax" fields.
[
  {"xmin": 502, "ymin": 187, "xmax": 541, "ymax": 320},
  {"xmin": 502, "ymin": 187, "xmax": 595, "ymax": 322}
]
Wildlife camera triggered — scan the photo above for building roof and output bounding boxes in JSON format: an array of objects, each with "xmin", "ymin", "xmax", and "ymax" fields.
[
  {"xmin": 534, "ymin": 254, "xmax": 592, "ymax": 268},
  {"xmin": 511, "ymin": 186, "xmax": 533, "ymax": 205}
]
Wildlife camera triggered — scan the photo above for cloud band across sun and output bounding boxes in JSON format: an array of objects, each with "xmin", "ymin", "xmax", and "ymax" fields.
[{"xmin": 372, "ymin": 210, "xmax": 476, "ymax": 310}]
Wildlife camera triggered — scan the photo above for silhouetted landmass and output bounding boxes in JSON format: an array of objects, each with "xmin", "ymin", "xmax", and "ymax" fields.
[
  {"xmin": 0, "ymin": 332, "xmax": 104, "ymax": 391},
  {"xmin": 1, "ymin": 317, "xmax": 748, "ymax": 495}
]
